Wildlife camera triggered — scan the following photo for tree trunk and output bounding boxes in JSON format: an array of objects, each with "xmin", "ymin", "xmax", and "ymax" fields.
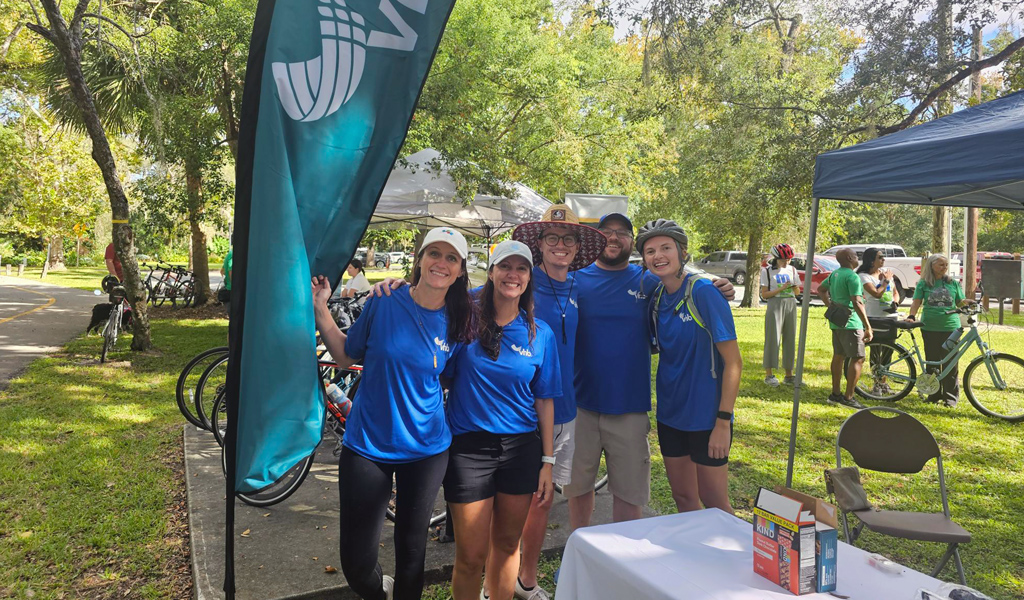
[
  {"xmin": 47, "ymin": 235, "xmax": 67, "ymax": 271},
  {"xmin": 29, "ymin": 0, "xmax": 152, "ymax": 351},
  {"xmin": 739, "ymin": 228, "xmax": 765, "ymax": 308},
  {"xmin": 964, "ymin": 25, "xmax": 982, "ymax": 298},
  {"xmin": 186, "ymin": 168, "xmax": 212, "ymax": 305},
  {"xmin": 932, "ymin": 0, "xmax": 952, "ymax": 256}
]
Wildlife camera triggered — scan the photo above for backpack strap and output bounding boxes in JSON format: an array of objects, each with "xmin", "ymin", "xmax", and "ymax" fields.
[{"xmin": 648, "ymin": 275, "xmax": 707, "ymax": 352}]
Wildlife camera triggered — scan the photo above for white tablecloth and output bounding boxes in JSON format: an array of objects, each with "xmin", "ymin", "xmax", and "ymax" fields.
[{"xmin": 556, "ymin": 508, "xmax": 945, "ymax": 600}]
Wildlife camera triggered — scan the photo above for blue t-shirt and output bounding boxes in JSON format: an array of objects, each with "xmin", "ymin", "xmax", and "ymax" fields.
[
  {"xmin": 343, "ymin": 286, "xmax": 458, "ymax": 462},
  {"xmin": 574, "ymin": 263, "xmax": 659, "ymax": 414},
  {"xmin": 444, "ymin": 314, "xmax": 561, "ymax": 435},
  {"xmin": 532, "ymin": 267, "xmax": 580, "ymax": 424},
  {"xmin": 654, "ymin": 277, "xmax": 737, "ymax": 431}
]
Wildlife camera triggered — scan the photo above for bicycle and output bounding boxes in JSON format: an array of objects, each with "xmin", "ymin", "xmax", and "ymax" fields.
[
  {"xmin": 100, "ymin": 279, "xmax": 132, "ymax": 363},
  {"xmin": 847, "ymin": 304, "xmax": 1024, "ymax": 422}
]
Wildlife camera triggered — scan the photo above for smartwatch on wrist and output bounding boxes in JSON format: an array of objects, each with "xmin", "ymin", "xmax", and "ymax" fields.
[
  {"xmin": 540, "ymin": 456, "xmax": 556, "ymax": 465},
  {"xmin": 717, "ymin": 411, "xmax": 733, "ymax": 422}
]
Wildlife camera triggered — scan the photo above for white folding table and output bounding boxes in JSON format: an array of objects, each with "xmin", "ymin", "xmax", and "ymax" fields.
[{"xmin": 556, "ymin": 508, "xmax": 948, "ymax": 600}]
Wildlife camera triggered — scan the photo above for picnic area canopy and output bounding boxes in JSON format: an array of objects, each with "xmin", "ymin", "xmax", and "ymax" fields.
[
  {"xmin": 370, "ymin": 148, "xmax": 552, "ymax": 239},
  {"xmin": 787, "ymin": 90, "xmax": 1024, "ymax": 485}
]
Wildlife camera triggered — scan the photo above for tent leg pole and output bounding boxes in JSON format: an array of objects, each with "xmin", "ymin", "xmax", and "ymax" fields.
[{"xmin": 787, "ymin": 197, "xmax": 820, "ymax": 488}]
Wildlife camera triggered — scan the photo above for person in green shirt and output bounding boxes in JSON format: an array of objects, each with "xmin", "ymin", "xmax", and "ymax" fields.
[
  {"xmin": 218, "ymin": 247, "xmax": 233, "ymax": 309},
  {"xmin": 818, "ymin": 248, "xmax": 873, "ymax": 409},
  {"xmin": 907, "ymin": 254, "xmax": 971, "ymax": 407}
]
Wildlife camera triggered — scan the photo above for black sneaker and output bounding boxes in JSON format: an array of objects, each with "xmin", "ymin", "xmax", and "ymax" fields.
[{"xmin": 828, "ymin": 393, "xmax": 865, "ymax": 409}]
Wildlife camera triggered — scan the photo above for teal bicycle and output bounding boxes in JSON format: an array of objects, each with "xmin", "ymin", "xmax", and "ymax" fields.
[{"xmin": 847, "ymin": 304, "xmax": 1024, "ymax": 422}]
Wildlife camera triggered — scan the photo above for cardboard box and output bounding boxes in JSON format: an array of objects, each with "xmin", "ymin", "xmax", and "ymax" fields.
[
  {"xmin": 775, "ymin": 487, "xmax": 839, "ymax": 593},
  {"xmin": 752, "ymin": 487, "xmax": 840, "ymax": 595}
]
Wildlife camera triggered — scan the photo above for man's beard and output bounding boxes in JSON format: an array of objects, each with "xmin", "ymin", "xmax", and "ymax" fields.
[{"xmin": 598, "ymin": 242, "xmax": 632, "ymax": 267}]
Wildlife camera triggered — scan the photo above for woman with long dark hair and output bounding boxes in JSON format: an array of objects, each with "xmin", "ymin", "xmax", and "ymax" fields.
[
  {"xmin": 443, "ymin": 240, "xmax": 558, "ymax": 600},
  {"xmin": 856, "ymin": 248, "xmax": 901, "ymax": 396},
  {"xmin": 312, "ymin": 226, "xmax": 474, "ymax": 600}
]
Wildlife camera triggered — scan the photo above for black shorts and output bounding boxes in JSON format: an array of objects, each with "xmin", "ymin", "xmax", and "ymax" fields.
[
  {"xmin": 443, "ymin": 431, "xmax": 541, "ymax": 503},
  {"xmin": 657, "ymin": 421, "xmax": 733, "ymax": 467}
]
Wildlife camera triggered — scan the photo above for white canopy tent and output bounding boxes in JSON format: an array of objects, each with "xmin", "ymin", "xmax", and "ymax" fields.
[
  {"xmin": 786, "ymin": 90, "xmax": 1024, "ymax": 486},
  {"xmin": 370, "ymin": 149, "xmax": 552, "ymax": 240}
]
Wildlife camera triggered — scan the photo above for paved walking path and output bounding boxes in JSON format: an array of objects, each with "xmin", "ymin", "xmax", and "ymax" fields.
[
  {"xmin": 0, "ymin": 275, "xmax": 100, "ymax": 389},
  {"xmin": 185, "ymin": 424, "xmax": 651, "ymax": 600}
]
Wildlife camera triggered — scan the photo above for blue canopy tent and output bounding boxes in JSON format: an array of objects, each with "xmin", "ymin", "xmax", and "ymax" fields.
[{"xmin": 786, "ymin": 90, "xmax": 1024, "ymax": 484}]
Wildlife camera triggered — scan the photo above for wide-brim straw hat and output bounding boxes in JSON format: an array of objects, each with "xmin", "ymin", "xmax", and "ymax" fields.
[{"xmin": 512, "ymin": 204, "xmax": 607, "ymax": 272}]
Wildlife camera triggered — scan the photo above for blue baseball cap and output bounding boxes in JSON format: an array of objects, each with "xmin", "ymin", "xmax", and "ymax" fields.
[{"xmin": 597, "ymin": 213, "xmax": 633, "ymax": 230}]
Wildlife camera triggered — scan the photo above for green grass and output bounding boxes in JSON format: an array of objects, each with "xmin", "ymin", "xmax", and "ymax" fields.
[
  {"xmin": 0, "ymin": 315, "xmax": 229, "ymax": 599},
  {"xmin": 2, "ymin": 277, "xmax": 1021, "ymax": 598},
  {"xmin": 7, "ymin": 266, "xmax": 110, "ymax": 291}
]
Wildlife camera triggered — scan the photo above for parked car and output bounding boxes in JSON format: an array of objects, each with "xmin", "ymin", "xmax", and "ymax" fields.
[
  {"xmin": 388, "ymin": 251, "xmax": 406, "ymax": 266},
  {"xmin": 792, "ymin": 254, "xmax": 840, "ymax": 299},
  {"xmin": 951, "ymin": 251, "xmax": 1014, "ymax": 290},
  {"xmin": 699, "ymin": 251, "xmax": 749, "ymax": 285},
  {"xmin": 822, "ymin": 244, "xmax": 960, "ymax": 296},
  {"xmin": 368, "ymin": 251, "xmax": 390, "ymax": 269}
]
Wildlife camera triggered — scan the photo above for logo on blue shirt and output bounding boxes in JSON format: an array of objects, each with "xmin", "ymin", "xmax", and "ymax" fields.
[
  {"xmin": 678, "ymin": 312, "xmax": 693, "ymax": 323},
  {"xmin": 434, "ymin": 336, "xmax": 450, "ymax": 352},
  {"xmin": 627, "ymin": 288, "xmax": 647, "ymax": 301},
  {"xmin": 511, "ymin": 344, "xmax": 533, "ymax": 357},
  {"xmin": 569, "ymin": 297, "xmax": 579, "ymax": 309}
]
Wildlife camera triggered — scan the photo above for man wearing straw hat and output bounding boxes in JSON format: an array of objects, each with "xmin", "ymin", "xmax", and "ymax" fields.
[{"xmin": 507, "ymin": 205, "xmax": 606, "ymax": 600}]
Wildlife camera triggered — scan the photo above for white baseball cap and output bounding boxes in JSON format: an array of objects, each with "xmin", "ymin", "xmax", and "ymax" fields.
[
  {"xmin": 489, "ymin": 240, "xmax": 534, "ymax": 269},
  {"xmin": 420, "ymin": 227, "xmax": 468, "ymax": 259}
]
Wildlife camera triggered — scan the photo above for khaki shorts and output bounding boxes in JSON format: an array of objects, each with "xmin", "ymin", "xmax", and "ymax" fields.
[
  {"xmin": 832, "ymin": 329, "xmax": 865, "ymax": 359},
  {"xmin": 552, "ymin": 419, "xmax": 575, "ymax": 487},
  {"xmin": 564, "ymin": 408, "xmax": 651, "ymax": 506}
]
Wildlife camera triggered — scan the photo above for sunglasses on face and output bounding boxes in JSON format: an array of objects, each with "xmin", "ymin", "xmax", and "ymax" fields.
[
  {"xmin": 541, "ymin": 233, "xmax": 579, "ymax": 247},
  {"xmin": 599, "ymin": 228, "xmax": 633, "ymax": 240}
]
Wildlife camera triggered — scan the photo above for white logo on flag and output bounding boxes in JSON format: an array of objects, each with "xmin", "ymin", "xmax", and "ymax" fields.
[{"xmin": 272, "ymin": 0, "xmax": 429, "ymax": 122}]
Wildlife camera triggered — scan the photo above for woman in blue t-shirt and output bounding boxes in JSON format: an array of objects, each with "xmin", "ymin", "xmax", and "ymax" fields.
[
  {"xmin": 313, "ymin": 227, "xmax": 474, "ymax": 600},
  {"xmin": 442, "ymin": 240, "xmax": 559, "ymax": 600},
  {"xmin": 637, "ymin": 219, "xmax": 742, "ymax": 515}
]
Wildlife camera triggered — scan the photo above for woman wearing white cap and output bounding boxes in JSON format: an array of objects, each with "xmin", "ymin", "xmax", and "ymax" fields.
[
  {"xmin": 442, "ymin": 240, "xmax": 559, "ymax": 600},
  {"xmin": 312, "ymin": 226, "xmax": 474, "ymax": 600}
]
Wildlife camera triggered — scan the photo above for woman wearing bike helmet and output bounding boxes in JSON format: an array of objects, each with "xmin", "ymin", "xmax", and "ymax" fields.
[
  {"xmin": 638, "ymin": 219, "xmax": 741, "ymax": 515},
  {"xmin": 312, "ymin": 226, "xmax": 474, "ymax": 600},
  {"xmin": 442, "ymin": 240, "xmax": 559, "ymax": 600},
  {"xmin": 760, "ymin": 244, "xmax": 801, "ymax": 387}
]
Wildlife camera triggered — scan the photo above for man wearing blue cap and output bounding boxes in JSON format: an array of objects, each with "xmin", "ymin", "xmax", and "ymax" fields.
[{"xmin": 566, "ymin": 213, "xmax": 734, "ymax": 530}]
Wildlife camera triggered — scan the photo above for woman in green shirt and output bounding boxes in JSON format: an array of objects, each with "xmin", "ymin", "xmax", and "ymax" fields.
[{"xmin": 907, "ymin": 254, "xmax": 971, "ymax": 407}]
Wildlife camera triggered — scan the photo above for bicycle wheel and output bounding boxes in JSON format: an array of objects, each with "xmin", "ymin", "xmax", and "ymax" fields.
[
  {"xmin": 176, "ymin": 346, "xmax": 229, "ymax": 430},
  {"xmin": 210, "ymin": 389, "xmax": 229, "ymax": 446},
  {"xmin": 845, "ymin": 341, "xmax": 917, "ymax": 402},
  {"xmin": 964, "ymin": 353, "xmax": 1024, "ymax": 422},
  {"xmin": 212, "ymin": 390, "xmax": 316, "ymax": 507},
  {"xmin": 195, "ymin": 353, "xmax": 230, "ymax": 430},
  {"xmin": 100, "ymin": 306, "xmax": 119, "ymax": 363}
]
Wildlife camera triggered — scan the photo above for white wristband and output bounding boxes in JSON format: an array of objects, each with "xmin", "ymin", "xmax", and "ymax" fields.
[{"xmin": 540, "ymin": 455, "xmax": 556, "ymax": 465}]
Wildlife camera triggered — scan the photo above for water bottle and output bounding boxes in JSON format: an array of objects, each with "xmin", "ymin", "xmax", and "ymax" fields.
[
  {"xmin": 325, "ymin": 382, "xmax": 352, "ymax": 417},
  {"xmin": 942, "ymin": 328, "xmax": 964, "ymax": 352}
]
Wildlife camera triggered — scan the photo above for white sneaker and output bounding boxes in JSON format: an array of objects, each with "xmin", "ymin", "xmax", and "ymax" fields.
[
  {"xmin": 515, "ymin": 578, "xmax": 551, "ymax": 600},
  {"xmin": 382, "ymin": 575, "xmax": 394, "ymax": 600},
  {"xmin": 764, "ymin": 375, "xmax": 780, "ymax": 388}
]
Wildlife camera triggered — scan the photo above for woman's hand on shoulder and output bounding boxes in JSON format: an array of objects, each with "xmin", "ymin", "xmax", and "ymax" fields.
[{"xmin": 371, "ymin": 277, "xmax": 408, "ymax": 297}]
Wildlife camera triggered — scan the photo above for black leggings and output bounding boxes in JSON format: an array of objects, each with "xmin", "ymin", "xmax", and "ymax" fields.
[{"xmin": 338, "ymin": 447, "xmax": 448, "ymax": 600}]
